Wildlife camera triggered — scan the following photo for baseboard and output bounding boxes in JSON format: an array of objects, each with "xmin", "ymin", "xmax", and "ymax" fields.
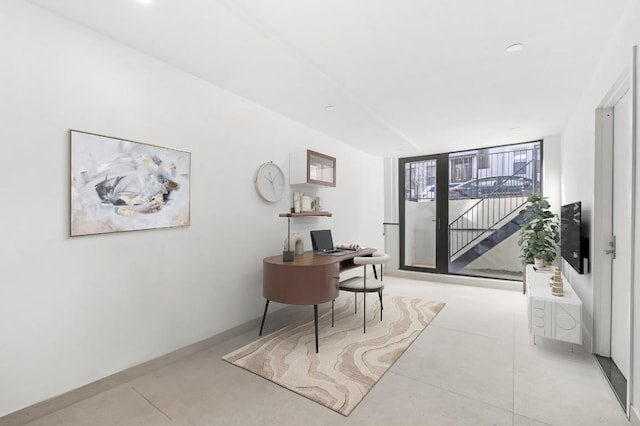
[
  {"xmin": 387, "ymin": 269, "xmax": 521, "ymax": 292},
  {"xmin": 0, "ymin": 304, "xmax": 305, "ymax": 426},
  {"xmin": 631, "ymin": 405, "xmax": 639, "ymax": 425}
]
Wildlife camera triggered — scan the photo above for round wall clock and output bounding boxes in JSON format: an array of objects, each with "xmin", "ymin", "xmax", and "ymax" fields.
[{"xmin": 255, "ymin": 161, "xmax": 286, "ymax": 202}]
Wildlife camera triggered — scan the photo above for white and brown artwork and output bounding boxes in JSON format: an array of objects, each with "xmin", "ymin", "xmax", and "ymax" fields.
[{"xmin": 70, "ymin": 130, "xmax": 191, "ymax": 236}]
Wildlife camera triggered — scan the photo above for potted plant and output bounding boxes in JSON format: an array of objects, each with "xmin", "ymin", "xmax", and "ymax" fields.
[{"xmin": 517, "ymin": 193, "xmax": 560, "ymax": 268}]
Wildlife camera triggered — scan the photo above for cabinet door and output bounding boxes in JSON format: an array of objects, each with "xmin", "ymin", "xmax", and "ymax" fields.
[
  {"xmin": 290, "ymin": 150, "xmax": 336, "ymax": 186},
  {"xmin": 530, "ymin": 299, "xmax": 548, "ymax": 337},
  {"xmin": 553, "ymin": 303, "xmax": 581, "ymax": 344},
  {"xmin": 308, "ymin": 150, "xmax": 336, "ymax": 186}
]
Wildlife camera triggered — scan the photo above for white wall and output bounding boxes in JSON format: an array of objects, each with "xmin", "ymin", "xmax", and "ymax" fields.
[
  {"xmin": 559, "ymin": 0, "xmax": 640, "ymax": 416},
  {"xmin": 542, "ymin": 135, "xmax": 562, "ymax": 218},
  {"xmin": 383, "ymin": 157, "xmax": 399, "ymax": 223},
  {"xmin": 0, "ymin": 0, "xmax": 384, "ymax": 416}
]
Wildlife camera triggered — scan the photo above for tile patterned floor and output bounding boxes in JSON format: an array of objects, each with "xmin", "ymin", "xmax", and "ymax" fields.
[{"xmin": 21, "ymin": 275, "xmax": 628, "ymax": 426}]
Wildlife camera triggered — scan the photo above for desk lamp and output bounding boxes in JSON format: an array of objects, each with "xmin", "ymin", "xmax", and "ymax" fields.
[{"xmin": 283, "ymin": 213, "xmax": 294, "ymax": 262}]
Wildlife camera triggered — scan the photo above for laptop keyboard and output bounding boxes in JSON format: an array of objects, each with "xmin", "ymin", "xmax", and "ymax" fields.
[{"xmin": 319, "ymin": 249, "xmax": 348, "ymax": 255}]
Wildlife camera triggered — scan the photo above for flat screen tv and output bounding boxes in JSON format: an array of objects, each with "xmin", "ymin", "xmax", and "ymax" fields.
[{"xmin": 561, "ymin": 201, "xmax": 588, "ymax": 274}]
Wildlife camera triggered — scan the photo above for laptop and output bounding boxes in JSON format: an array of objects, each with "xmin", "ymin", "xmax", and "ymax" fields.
[{"xmin": 310, "ymin": 229, "xmax": 349, "ymax": 255}]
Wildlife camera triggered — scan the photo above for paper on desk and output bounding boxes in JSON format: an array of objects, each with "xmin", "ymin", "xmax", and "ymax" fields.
[{"xmin": 336, "ymin": 243, "xmax": 360, "ymax": 250}]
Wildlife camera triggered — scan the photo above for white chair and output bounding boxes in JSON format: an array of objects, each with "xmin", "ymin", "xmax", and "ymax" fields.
[{"xmin": 337, "ymin": 252, "xmax": 391, "ymax": 333}]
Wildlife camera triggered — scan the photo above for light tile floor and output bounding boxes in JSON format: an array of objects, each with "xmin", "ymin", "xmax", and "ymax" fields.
[{"xmin": 22, "ymin": 275, "xmax": 628, "ymax": 426}]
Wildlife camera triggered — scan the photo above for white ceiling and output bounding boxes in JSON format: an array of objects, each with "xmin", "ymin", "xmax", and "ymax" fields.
[{"xmin": 26, "ymin": 0, "xmax": 630, "ymax": 156}]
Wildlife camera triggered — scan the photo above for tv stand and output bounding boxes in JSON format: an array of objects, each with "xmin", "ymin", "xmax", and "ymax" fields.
[{"xmin": 525, "ymin": 264, "xmax": 582, "ymax": 345}]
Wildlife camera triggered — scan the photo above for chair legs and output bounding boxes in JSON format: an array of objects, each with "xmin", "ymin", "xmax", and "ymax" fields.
[
  {"xmin": 363, "ymin": 291, "xmax": 367, "ymax": 333},
  {"xmin": 362, "ymin": 290, "xmax": 384, "ymax": 332},
  {"xmin": 343, "ymin": 289, "xmax": 383, "ymax": 332},
  {"xmin": 337, "ymin": 262, "xmax": 385, "ymax": 333}
]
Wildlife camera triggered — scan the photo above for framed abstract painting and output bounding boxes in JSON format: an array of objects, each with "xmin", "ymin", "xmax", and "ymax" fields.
[{"xmin": 70, "ymin": 130, "xmax": 191, "ymax": 236}]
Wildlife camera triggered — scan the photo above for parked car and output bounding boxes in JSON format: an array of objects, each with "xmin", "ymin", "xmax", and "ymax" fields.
[
  {"xmin": 421, "ymin": 183, "xmax": 460, "ymax": 200},
  {"xmin": 421, "ymin": 185, "xmax": 436, "ymax": 199},
  {"xmin": 449, "ymin": 176, "xmax": 534, "ymax": 199}
]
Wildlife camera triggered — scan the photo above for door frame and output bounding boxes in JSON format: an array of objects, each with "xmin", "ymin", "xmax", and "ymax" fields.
[
  {"xmin": 398, "ymin": 153, "xmax": 449, "ymax": 273},
  {"xmin": 593, "ymin": 45, "xmax": 637, "ymax": 417}
]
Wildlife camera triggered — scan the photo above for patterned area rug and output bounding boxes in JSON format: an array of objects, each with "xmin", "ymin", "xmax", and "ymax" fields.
[{"xmin": 222, "ymin": 295, "xmax": 445, "ymax": 416}]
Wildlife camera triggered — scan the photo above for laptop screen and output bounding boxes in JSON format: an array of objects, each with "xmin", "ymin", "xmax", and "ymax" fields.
[{"xmin": 310, "ymin": 229, "xmax": 334, "ymax": 253}]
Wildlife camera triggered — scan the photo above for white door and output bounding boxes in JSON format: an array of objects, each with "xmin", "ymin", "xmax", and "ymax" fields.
[{"xmin": 611, "ymin": 89, "xmax": 633, "ymax": 380}]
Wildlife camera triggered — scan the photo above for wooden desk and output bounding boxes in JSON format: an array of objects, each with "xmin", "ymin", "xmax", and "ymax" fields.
[{"xmin": 260, "ymin": 248, "xmax": 376, "ymax": 353}]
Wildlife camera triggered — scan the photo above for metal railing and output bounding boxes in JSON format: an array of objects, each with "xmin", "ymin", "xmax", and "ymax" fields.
[{"xmin": 448, "ymin": 160, "xmax": 537, "ymax": 258}]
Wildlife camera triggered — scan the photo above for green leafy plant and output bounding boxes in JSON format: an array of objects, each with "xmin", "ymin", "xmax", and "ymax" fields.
[{"xmin": 517, "ymin": 193, "xmax": 560, "ymax": 265}]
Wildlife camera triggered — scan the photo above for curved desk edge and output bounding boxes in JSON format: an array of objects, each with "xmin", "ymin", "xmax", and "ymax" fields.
[{"xmin": 260, "ymin": 248, "xmax": 376, "ymax": 353}]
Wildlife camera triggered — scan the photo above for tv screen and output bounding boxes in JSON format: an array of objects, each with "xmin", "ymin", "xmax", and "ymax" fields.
[{"xmin": 561, "ymin": 201, "xmax": 585, "ymax": 274}]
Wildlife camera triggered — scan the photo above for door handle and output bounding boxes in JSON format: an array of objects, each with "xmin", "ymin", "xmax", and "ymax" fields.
[{"xmin": 603, "ymin": 236, "xmax": 616, "ymax": 259}]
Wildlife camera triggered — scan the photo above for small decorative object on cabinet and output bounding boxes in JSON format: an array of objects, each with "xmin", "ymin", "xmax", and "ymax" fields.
[
  {"xmin": 290, "ymin": 149, "xmax": 336, "ymax": 186},
  {"xmin": 255, "ymin": 161, "xmax": 286, "ymax": 202},
  {"xmin": 550, "ymin": 267, "xmax": 564, "ymax": 296}
]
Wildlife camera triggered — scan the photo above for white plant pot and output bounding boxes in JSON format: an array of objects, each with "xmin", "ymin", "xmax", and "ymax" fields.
[{"xmin": 534, "ymin": 258, "xmax": 545, "ymax": 268}]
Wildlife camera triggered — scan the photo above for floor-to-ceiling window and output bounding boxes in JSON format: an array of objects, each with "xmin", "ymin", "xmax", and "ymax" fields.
[{"xmin": 400, "ymin": 140, "xmax": 542, "ymax": 280}]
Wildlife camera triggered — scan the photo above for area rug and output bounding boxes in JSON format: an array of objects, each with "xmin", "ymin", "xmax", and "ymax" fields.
[{"xmin": 222, "ymin": 295, "xmax": 445, "ymax": 416}]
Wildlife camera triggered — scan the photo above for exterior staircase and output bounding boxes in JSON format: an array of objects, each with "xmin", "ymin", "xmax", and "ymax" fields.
[
  {"xmin": 449, "ymin": 213, "xmax": 525, "ymax": 273},
  {"xmin": 448, "ymin": 164, "xmax": 534, "ymax": 272}
]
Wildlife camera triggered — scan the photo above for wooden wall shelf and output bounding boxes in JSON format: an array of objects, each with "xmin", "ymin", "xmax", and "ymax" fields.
[{"xmin": 279, "ymin": 212, "xmax": 332, "ymax": 217}]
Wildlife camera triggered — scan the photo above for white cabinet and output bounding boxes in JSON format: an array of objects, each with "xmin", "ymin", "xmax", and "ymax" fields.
[{"xmin": 526, "ymin": 265, "xmax": 582, "ymax": 345}]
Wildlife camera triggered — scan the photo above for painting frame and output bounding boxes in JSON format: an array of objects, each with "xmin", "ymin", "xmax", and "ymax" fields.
[{"xmin": 69, "ymin": 129, "xmax": 191, "ymax": 237}]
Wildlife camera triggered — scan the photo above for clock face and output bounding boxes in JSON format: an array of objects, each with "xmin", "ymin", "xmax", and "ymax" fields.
[{"xmin": 255, "ymin": 162, "xmax": 286, "ymax": 202}]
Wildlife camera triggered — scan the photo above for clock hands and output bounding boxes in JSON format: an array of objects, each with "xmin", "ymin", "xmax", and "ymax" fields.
[
  {"xmin": 256, "ymin": 162, "xmax": 284, "ymax": 201},
  {"xmin": 264, "ymin": 171, "xmax": 277, "ymax": 197}
]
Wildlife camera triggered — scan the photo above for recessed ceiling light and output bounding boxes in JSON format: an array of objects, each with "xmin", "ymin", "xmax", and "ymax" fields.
[
  {"xmin": 324, "ymin": 105, "xmax": 335, "ymax": 111},
  {"xmin": 137, "ymin": 0, "xmax": 152, "ymax": 4},
  {"xmin": 505, "ymin": 43, "xmax": 524, "ymax": 54}
]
